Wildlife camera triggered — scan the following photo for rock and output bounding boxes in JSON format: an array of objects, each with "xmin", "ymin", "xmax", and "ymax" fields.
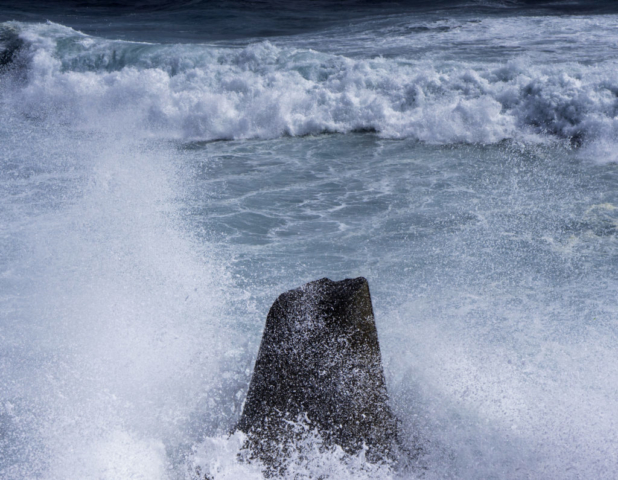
[{"xmin": 235, "ymin": 277, "xmax": 399, "ymax": 471}]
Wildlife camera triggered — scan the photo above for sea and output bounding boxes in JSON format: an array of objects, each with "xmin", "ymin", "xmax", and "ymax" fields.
[{"xmin": 1, "ymin": 0, "xmax": 618, "ymax": 478}]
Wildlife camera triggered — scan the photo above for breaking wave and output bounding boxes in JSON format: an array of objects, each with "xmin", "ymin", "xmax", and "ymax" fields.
[{"xmin": 2, "ymin": 21, "xmax": 618, "ymax": 148}]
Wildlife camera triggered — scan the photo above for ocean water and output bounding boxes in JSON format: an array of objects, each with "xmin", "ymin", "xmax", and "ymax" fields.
[{"xmin": 1, "ymin": 1, "xmax": 618, "ymax": 478}]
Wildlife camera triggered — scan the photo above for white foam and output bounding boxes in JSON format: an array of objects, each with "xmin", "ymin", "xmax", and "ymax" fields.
[
  {"xmin": 190, "ymin": 429, "xmax": 398, "ymax": 480},
  {"xmin": 3, "ymin": 20, "xmax": 618, "ymax": 157}
]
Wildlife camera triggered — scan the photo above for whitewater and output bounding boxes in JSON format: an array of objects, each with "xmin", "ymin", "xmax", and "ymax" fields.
[{"xmin": 1, "ymin": 2, "xmax": 618, "ymax": 479}]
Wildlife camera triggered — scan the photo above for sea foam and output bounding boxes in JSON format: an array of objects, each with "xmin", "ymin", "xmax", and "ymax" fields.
[{"xmin": 2, "ymin": 21, "xmax": 618, "ymax": 152}]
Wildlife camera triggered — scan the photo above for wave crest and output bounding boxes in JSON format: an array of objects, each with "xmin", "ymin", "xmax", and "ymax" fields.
[{"xmin": 2, "ymin": 21, "xmax": 618, "ymax": 147}]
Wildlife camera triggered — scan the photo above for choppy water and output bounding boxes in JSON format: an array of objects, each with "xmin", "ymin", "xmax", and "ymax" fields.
[{"xmin": 1, "ymin": 1, "xmax": 618, "ymax": 478}]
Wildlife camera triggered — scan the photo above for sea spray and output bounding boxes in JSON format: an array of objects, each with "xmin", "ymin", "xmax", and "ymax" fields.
[
  {"xmin": 0, "ymin": 124, "xmax": 243, "ymax": 478},
  {"xmin": 2, "ymin": 5, "xmax": 618, "ymax": 479}
]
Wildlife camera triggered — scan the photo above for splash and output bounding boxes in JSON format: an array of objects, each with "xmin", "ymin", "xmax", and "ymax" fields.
[{"xmin": 2, "ymin": 20, "xmax": 618, "ymax": 154}]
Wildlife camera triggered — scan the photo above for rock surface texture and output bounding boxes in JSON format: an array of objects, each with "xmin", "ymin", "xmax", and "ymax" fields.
[{"xmin": 235, "ymin": 277, "xmax": 399, "ymax": 471}]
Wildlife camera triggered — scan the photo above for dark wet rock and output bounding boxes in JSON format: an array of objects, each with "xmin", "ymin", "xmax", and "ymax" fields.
[{"xmin": 235, "ymin": 277, "xmax": 400, "ymax": 471}]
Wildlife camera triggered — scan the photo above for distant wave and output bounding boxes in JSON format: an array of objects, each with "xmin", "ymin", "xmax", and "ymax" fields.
[
  {"xmin": 2, "ymin": 21, "xmax": 618, "ymax": 146},
  {"xmin": 5, "ymin": 0, "xmax": 617, "ymax": 13}
]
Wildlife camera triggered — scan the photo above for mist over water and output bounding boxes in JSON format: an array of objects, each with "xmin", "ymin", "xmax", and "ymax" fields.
[{"xmin": 1, "ymin": 1, "xmax": 618, "ymax": 479}]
